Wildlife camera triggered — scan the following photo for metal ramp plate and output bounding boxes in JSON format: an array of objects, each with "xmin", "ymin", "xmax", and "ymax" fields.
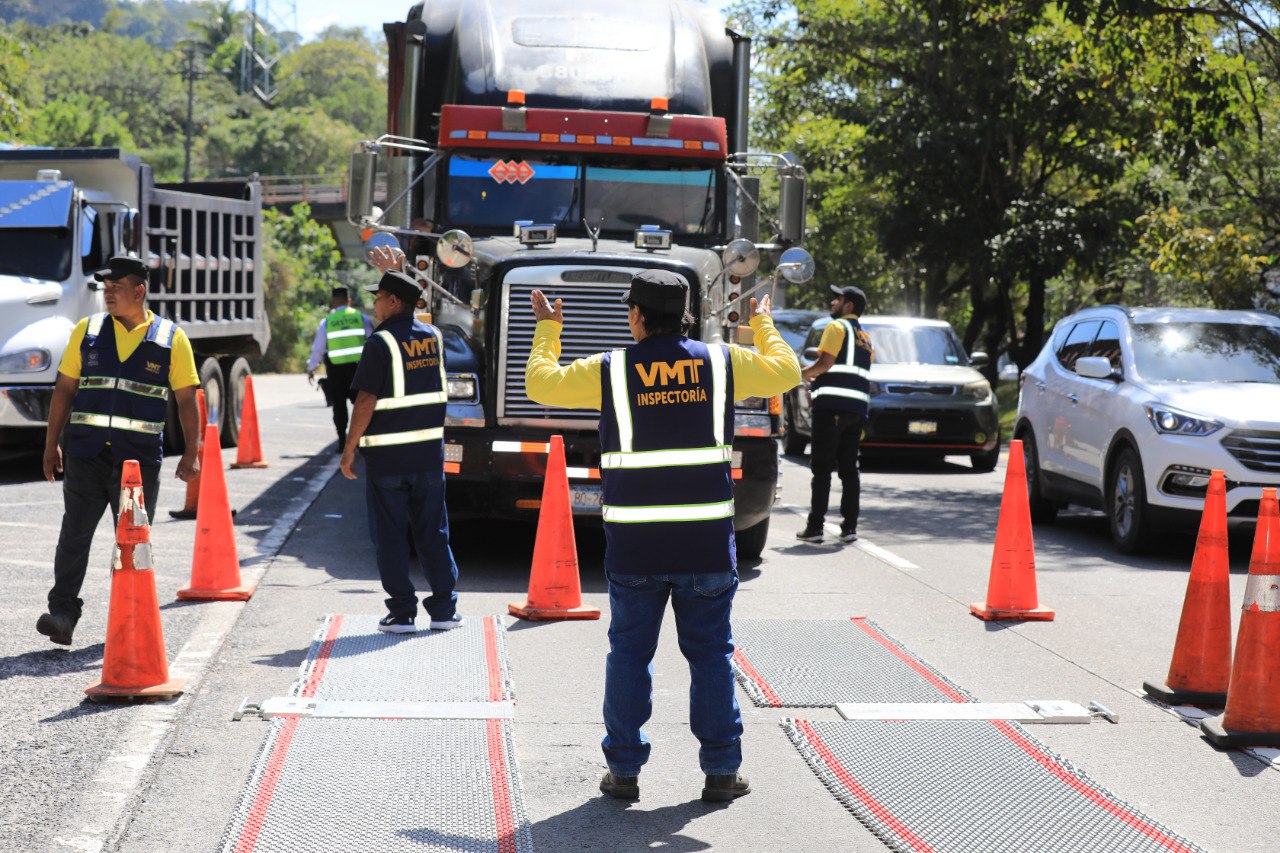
[
  {"xmin": 835, "ymin": 700, "xmax": 1093, "ymax": 724},
  {"xmin": 784, "ymin": 719, "xmax": 1206, "ymax": 853},
  {"xmin": 291, "ymin": 614, "xmax": 515, "ymax": 702},
  {"xmin": 221, "ymin": 717, "xmax": 531, "ymax": 853},
  {"xmin": 732, "ymin": 618, "xmax": 975, "ymax": 707}
]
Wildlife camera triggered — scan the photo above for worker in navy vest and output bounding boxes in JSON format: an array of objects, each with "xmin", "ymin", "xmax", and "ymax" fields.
[
  {"xmin": 306, "ymin": 284, "xmax": 373, "ymax": 451},
  {"xmin": 526, "ymin": 269, "xmax": 800, "ymax": 803},
  {"xmin": 340, "ymin": 270, "xmax": 462, "ymax": 635},
  {"xmin": 797, "ymin": 285, "xmax": 875, "ymax": 544},
  {"xmin": 36, "ymin": 255, "xmax": 202, "ymax": 647}
]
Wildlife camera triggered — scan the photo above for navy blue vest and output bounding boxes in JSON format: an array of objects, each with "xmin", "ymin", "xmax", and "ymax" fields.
[
  {"xmin": 65, "ymin": 312, "xmax": 176, "ymax": 466},
  {"xmin": 810, "ymin": 318, "xmax": 873, "ymax": 416},
  {"xmin": 599, "ymin": 336, "xmax": 736, "ymax": 575},
  {"xmin": 357, "ymin": 315, "xmax": 447, "ymax": 476}
]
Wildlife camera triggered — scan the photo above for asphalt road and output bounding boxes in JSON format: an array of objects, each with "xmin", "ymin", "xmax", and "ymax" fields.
[{"xmin": 3, "ymin": 379, "xmax": 1277, "ymax": 852}]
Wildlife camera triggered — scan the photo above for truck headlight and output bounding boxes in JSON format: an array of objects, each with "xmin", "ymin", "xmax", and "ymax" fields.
[
  {"xmin": 1143, "ymin": 403, "xmax": 1222, "ymax": 436},
  {"xmin": 0, "ymin": 348, "xmax": 51, "ymax": 373},
  {"xmin": 962, "ymin": 380, "xmax": 993, "ymax": 402},
  {"xmin": 447, "ymin": 374, "xmax": 477, "ymax": 401}
]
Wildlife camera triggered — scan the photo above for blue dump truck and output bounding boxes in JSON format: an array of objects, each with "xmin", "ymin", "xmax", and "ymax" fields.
[{"xmin": 347, "ymin": 0, "xmax": 812, "ymax": 558}]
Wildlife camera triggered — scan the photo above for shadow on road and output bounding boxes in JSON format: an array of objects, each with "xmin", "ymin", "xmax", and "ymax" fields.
[{"xmin": 0, "ymin": 642, "xmax": 104, "ymax": 681}]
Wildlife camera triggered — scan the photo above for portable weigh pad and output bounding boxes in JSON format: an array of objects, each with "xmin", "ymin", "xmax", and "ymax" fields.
[
  {"xmin": 221, "ymin": 615, "xmax": 532, "ymax": 853},
  {"xmin": 784, "ymin": 719, "xmax": 1206, "ymax": 853},
  {"xmin": 732, "ymin": 617, "xmax": 975, "ymax": 707}
]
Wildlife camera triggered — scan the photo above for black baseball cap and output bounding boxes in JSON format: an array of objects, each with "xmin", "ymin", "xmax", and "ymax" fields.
[
  {"xmin": 93, "ymin": 255, "xmax": 148, "ymax": 282},
  {"xmin": 366, "ymin": 270, "xmax": 422, "ymax": 304},
  {"xmin": 830, "ymin": 285, "xmax": 867, "ymax": 313},
  {"xmin": 331, "ymin": 285, "xmax": 350, "ymax": 298},
  {"xmin": 621, "ymin": 269, "xmax": 689, "ymax": 313}
]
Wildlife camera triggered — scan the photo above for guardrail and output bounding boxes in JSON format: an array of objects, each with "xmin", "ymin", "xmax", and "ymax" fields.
[{"xmin": 202, "ymin": 174, "xmax": 388, "ymax": 207}]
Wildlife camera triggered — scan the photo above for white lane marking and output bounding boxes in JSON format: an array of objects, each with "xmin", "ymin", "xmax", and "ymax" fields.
[
  {"xmin": 51, "ymin": 456, "xmax": 339, "ymax": 853},
  {"xmin": 0, "ymin": 499, "xmax": 64, "ymax": 507},
  {"xmin": 0, "ymin": 520, "xmax": 63, "ymax": 531},
  {"xmin": 777, "ymin": 503, "xmax": 917, "ymax": 569},
  {"xmin": 1, "ymin": 558, "xmax": 52, "ymax": 568}
]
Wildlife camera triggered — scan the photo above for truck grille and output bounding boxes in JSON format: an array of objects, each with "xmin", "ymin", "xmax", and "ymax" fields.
[
  {"xmin": 1221, "ymin": 430, "xmax": 1280, "ymax": 474},
  {"xmin": 500, "ymin": 279, "xmax": 634, "ymax": 426}
]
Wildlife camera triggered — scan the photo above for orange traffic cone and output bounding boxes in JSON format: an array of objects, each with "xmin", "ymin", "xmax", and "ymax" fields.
[
  {"xmin": 509, "ymin": 435, "xmax": 600, "ymax": 621},
  {"xmin": 970, "ymin": 439, "xmax": 1054, "ymax": 621},
  {"xmin": 168, "ymin": 389, "xmax": 207, "ymax": 520},
  {"xmin": 230, "ymin": 375, "xmax": 269, "ymax": 469},
  {"xmin": 1144, "ymin": 470, "xmax": 1232, "ymax": 706},
  {"xmin": 177, "ymin": 423, "xmax": 253, "ymax": 601},
  {"xmin": 85, "ymin": 460, "xmax": 185, "ymax": 700},
  {"xmin": 1201, "ymin": 488, "xmax": 1280, "ymax": 747}
]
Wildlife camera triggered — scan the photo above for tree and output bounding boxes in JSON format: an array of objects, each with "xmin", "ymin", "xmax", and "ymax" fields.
[
  {"xmin": 274, "ymin": 35, "xmax": 385, "ymax": 137},
  {"xmin": 205, "ymin": 106, "xmax": 359, "ymax": 177},
  {"xmin": 258, "ymin": 202, "xmax": 342, "ymax": 371},
  {"xmin": 0, "ymin": 27, "xmax": 30, "ymax": 138}
]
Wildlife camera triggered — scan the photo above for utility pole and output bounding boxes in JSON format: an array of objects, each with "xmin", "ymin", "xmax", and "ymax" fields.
[{"xmin": 183, "ymin": 42, "xmax": 197, "ymax": 182}]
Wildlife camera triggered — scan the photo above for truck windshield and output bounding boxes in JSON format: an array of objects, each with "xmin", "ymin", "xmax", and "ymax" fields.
[
  {"xmin": 1132, "ymin": 322, "xmax": 1280, "ymax": 383},
  {"xmin": 0, "ymin": 228, "xmax": 74, "ymax": 281},
  {"xmin": 444, "ymin": 155, "xmax": 718, "ymax": 236}
]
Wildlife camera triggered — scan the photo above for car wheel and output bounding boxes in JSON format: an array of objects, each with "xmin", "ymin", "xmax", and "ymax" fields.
[
  {"xmin": 782, "ymin": 397, "xmax": 807, "ymax": 456},
  {"xmin": 1108, "ymin": 446, "xmax": 1152, "ymax": 554},
  {"xmin": 970, "ymin": 432, "xmax": 1000, "ymax": 472},
  {"xmin": 1018, "ymin": 428, "xmax": 1059, "ymax": 524},
  {"xmin": 735, "ymin": 517, "xmax": 770, "ymax": 561}
]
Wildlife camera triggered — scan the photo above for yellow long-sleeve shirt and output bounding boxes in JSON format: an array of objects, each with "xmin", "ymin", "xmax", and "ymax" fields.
[{"xmin": 525, "ymin": 314, "xmax": 802, "ymax": 409}]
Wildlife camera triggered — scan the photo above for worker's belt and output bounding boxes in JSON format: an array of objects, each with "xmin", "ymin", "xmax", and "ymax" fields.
[
  {"xmin": 602, "ymin": 500, "xmax": 735, "ymax": 524},
  {"xmin": 600, "ymin": 445, "xmax": 731, "ymax": 470},
  {"xmin": 78, "ymin": 376, "xmax": 169, "ymax": 399},
  {"xmin": 69, "ymin": 411, "xmax": 165, "ymax": 435},
  {"xmin": 359, "ymin": 427, "xmax": 445, "ymax": 448}
]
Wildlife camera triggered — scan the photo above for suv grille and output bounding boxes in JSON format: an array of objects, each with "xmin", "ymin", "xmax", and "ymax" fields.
[
  {"xmin": 500, "ymin": 280, "xmax": 633, "ymax": 425},
  {"xmin": 1221, "ymin": 430, "xmax": 1280, "ymax": 474},
  {"xmin": 884, "ymin": 383, "xmax": 957, "ymax": 396}
]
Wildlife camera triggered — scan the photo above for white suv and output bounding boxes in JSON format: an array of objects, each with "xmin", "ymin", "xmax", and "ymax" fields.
[{"xmin": 1015, "ymin": 306, "xmax": 1280, "ymax": 553}]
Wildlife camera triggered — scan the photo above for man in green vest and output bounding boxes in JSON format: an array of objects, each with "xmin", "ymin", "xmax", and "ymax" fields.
[{"xmin": 307, "ymin": 285, "xmax": 373, "ymax": 451}]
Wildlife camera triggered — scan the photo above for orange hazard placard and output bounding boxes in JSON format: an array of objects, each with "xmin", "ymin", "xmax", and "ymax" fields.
[{"xmin": 488, "ymin": 160, "xmax": 536, "ymax": 184}]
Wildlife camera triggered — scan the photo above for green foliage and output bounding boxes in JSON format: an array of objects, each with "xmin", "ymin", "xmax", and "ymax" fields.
[
  {"xmin": 0, "ymin": 27, "xmax": 29, "ymax": 137},
  {"xmin": 275, "ymin": 35, "xmax": 385, "ymax": 137},
  {"xmin": 206, "ymin": 106, "xmax": 359, "ymax": 177},
  {"xmin": 1129, "ymin": 208, "xmax": 1267, "ymax": 309},
  {"xmin": 258, "ymin": 203, "xmax": 342, "ymax": 372}
]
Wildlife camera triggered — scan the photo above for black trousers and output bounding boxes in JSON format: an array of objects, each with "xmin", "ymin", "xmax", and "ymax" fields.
[
  {"xmin": 48, "ymin": 448, "xmax": 161, "ymax": 622},
  {"xmin": 325, "ymin": 359, "xmax": 358, "ymax": 445},
  {"xmin": 807, "ymin": 409, "xmax": 865, "ymax": 531}
]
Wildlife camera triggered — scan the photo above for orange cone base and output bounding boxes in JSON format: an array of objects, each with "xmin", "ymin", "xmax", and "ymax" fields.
[
  {"xmin": 85, "ymin": 676, "xmax": 185, "ymax": 702},
  {"xmin": 177, "ymin": 584, "xmax": 254, "ymax": 601},
  {"xmin": 168, "ymin": 508, "xmax": 198, "ymax": 520},
  {"xmin": 230, "ymin": 460, "xmax": 269, "ymax": 469},
  {"xmin": 969, "ymin": 601, "xmax": 1055, "ymax": 621},
  {"xmin": 1200, "ymin": 715, "xmax": 1280, "ymax": 748},
  {"xmin": 1141, "ymin": 679, "xmax": 1226, "ymax": 708},
  {"xmin": 508, "ymin": 601, "xmax": 600, "ymax": 621}
]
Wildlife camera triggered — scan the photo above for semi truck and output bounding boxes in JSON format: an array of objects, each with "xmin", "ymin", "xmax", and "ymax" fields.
[
  {"xmin": 348, "ymin": 0, "xmax": 811, "ymax": 558},
  {"xmin": 0, "ymin": 148, "xmax": 268, "ymax": 451}
]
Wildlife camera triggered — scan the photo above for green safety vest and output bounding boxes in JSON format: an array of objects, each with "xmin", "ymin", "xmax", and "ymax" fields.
[{"xmin": 325, "ymin": 307, "xmax": 368, "ymax": 365}]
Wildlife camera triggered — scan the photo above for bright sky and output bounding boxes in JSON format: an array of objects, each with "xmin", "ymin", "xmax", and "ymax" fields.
[{"xmin": 294, "ymin": 1, "xmax": 417, "ymax": 42}]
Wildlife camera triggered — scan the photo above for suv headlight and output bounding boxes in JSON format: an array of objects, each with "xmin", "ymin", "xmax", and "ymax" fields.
[
  {"xmin": 0, "ymin": 348, "xmax": 51, "ymax": 373},
  {"xmin": 962, "ymin": 380, "xmax": 993, "ymax": 403},
  {"xmin": 1143, "ymin": 403, "xmax": 1222, "ymax": 436},
  {"xmin": 447, "ymin": 374, "xmax": 477, "ymax": 401}
]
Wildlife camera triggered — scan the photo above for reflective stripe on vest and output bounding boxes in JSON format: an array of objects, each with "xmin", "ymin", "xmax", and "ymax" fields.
[
  {"xmin": 602, "ymin": 500, "xmax": 736, "ymax": 524},
  {"xmin": 325, "ymin": 308, "xmax": 367, "ymax": 365},
  {"xmin": 360, "ymin": 328, "xmax": 447, "ymax": 445},
  {"xmin": 602, "ymin": 344, "xmax": 730, "ymax": 523},
  {"xmin": 86, "ymin": 312, "xmax": 107, "ymax": 340},
  {"xmin": 811, "ymin": 386, "xmax": 871, "ymax": 403},
  {"xmin": 359, "ymin": 426, "xmax": 444, "ymax": 448},
  {"xmin": 78, "ymin": 376, "xmax": 169, "ymax": 400},
  {"xmin": 69, "ymin": 411, "xmax": 164, "ymax": 435}
]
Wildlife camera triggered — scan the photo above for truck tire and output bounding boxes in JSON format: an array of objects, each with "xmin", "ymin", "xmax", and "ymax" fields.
[
  {"xmin": 735, "ymin": 517, "xmax": 770, "ymax": 562},
  {"xmin": 197, "ymin": 357, "xmax": 225, "ymax": 446},
  {"xmin": 220, "ymin": 357, "xmax": 252, "ymax": 448}
]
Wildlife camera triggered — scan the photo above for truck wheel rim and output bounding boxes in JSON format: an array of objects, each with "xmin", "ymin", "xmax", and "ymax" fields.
[{"xmin": 1113, "ymin": 465, "xmax": 1135, "ymax": 538}]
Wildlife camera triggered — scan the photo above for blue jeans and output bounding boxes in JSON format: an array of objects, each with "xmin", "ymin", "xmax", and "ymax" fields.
[
  {"xmin": 602, "ymin": 570, "xmax": 742, "ymax": 777},
  {"xmin": 365, "ymin": 470, "xmax": 458, "ymax": 621}
]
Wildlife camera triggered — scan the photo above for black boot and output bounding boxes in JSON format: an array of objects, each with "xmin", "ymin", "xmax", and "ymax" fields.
[
  {"xmin": 702, "ymin": 773, "xmax": 751, "ymax": 802},
  {"xmin": 36, "ymin": 612, "xmax": 75, "ymax": 646},
  {"xmin": 599, "ymin": 772, "xmax": 639, "ymax": 800}
]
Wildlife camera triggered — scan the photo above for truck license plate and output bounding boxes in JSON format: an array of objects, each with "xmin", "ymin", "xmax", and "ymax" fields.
[
  {"xmin": 908, "ymin": 420, "xmax": 938, "ymax": 436},
  {"xmin": 570, "ymin": 485, "xmax": 603, "ymax": 511}
]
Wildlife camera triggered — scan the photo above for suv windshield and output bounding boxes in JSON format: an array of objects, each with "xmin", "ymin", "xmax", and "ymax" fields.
[
  {"xmin": 1132, "ymin": 322, "xmax": 1280, "ymax": 383},
  {"xmin": 444, "ymin": 154, "xmax": 718, "ymax": 236},
  {"xmin": 862, "ymin": 324, "xmax": 969, "ymax": 366}
]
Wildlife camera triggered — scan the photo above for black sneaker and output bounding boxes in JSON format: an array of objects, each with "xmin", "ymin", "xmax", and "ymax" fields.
[
  {"xmin": 839, "ymin": 527, "xmax": 858, "ymax": 543},
  {"xmin": 36, "ymin": 612, "xmax": 75, "ymax": 646},
  {"xmin": 599, "ymin": 771, "xmax": 639, "ymax": 800},
  {"xmin": 428, "ymin": 614, "xmax": 464, "ymax": 631},
  {"xmin": 702, "ymin": 772, "xmax": 751, "ymax": 802},
  {"xmin": 796, "ymin": 525, "xmax": 824, "ymax": 542},
  {"xmin": 377, "ymin": 614, "xmax": 417, "ymax": 634}
]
